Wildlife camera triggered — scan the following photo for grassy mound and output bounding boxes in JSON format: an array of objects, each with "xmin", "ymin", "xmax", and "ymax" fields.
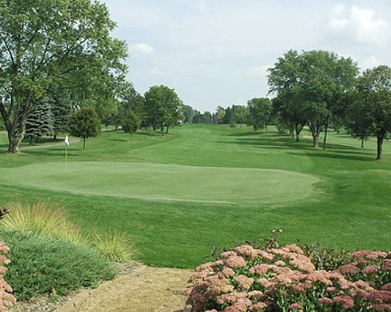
[{"xmin": 1, "ymin": 230, "xmax": 116, "ymax": 301}]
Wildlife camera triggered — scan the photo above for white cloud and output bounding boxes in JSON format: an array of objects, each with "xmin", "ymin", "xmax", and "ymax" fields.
[
  {"xmin": 130, "ymin": 43, "xmax": 155, "ymax": 56},
  {"xmin": 150, "ymin": 69, "xmax": 165, "ymax": 77},
  {"xmin": 247, "ymin": 65, "xmax": 270, "ymax": 79},
  {"xmin": 327, "ymin": 4, "xmax": 389, "ymax": 45},
  {"xmin": 198, "ymin": 0, "xmax": 206, "ymax": 12},
  {"xmin": 360, "ymin": 56, "xmax": 382, "ymax": 70}
]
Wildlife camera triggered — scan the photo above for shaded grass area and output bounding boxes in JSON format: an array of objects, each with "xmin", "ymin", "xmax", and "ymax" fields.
[{"xmin": 0, "ymin": 125, "xmax": 390, "ymax": 268}]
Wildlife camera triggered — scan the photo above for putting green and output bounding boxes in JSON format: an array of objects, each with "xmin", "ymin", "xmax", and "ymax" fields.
[{"xmin": 0, "ymin": 162, "xmax": 319, "ymax": 205}]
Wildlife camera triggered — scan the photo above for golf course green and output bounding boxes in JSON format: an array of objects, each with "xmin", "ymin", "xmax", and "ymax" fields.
[
  {"xmin": 0, "ymin": 162, "xmax": 319, "ymax": 205},
  {"xmin": 0, "ymin": 124, "xmax": 390, "ymax": 267}
]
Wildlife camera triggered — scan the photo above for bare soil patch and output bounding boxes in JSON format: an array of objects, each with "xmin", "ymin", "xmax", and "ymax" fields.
[{"xmin": 10, "ymin": 263, "xmax": 192, "ymax": 312}]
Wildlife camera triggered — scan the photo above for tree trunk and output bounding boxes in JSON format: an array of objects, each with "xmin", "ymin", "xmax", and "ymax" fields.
[
  {"xmin": 313, "ymin": 135, "xmax": 319, "ymax": 148},
  {"xmin": 376, "ymin": 134, "xmax": 384, "ymax": 160},
  {"xmin": 361, "ymin": 138, "xmax": 364, "ymax": 149},
  {"xmin": 310, "ymin": 125, "xmax": 320, "ymax": 148},
  {"xmin": 265, "ymin": 125, "xmax": 268, "ymax": 133},
  {"xmin": 7, "ymin": 111, "xmax": 28, "ymax": 153},
  {"xmin": 8, "ymin": 133, "xmax": 24, "ymax": 153},
  {"xmin": 83, "ymin": 137, "xmax": 86, "ymax": 150},
  {"xmin": 1, "ymin": 92, "xmax": 33, "ymax": 153},
  {"xmin": 323, "ymin": 123, "xmax": 328, "ymax": 150},
  {"xmin": 165, "ymin": 125, "xmax": 169, "ymax": 134},
  {"xmin": 53, "ymin": 134, "xmax": 57, "ymax": 140},
  {"xmin": 29, "ymin": 136, "xmax": 33, "ymax": 146},
  {"xmin": 295, "ymin": 124, "xmax": 303, "ymax": 142}
]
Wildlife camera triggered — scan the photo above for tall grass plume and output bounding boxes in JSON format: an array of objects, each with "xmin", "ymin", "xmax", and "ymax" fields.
[
  {"xmin": 93, "ymin": 232, "xmax": 133, "ymax": 262},
  {"xmin": 1, "ymin": 201, "xmax": 85, "ymax": 244}
]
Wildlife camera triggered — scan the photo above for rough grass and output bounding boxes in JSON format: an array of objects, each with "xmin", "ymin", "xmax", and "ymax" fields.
[{"xmin": 0, "ymin": 125, "xmax": 390, "ymax": 268}]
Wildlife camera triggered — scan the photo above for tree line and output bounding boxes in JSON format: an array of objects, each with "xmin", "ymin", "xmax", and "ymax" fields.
[
  {"xmin": 1, "ymin": 1, "xmax": 390, "ymax": 159},
  {"xmin": 182, "ymin": 51, "xmax": 391, "ymax": 160}
]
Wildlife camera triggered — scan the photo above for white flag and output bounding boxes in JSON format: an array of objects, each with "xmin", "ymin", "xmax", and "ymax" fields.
[{"xmin": 64, "ymin": 135, "xmax": 69, "ymax": 146}]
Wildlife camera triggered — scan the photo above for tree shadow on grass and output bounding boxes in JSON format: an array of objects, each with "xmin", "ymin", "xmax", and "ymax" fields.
[
  {"xmin": 22, "ymin": 148, "xmax": 82, "ymax": 157},
  {"xmin": 218, "ymin": 134, "xmax": 376, "ymax": 161},
  {"xmin": 287, "ymin": 151, "xmax": 375, "ymax": 162},
  {"xmin": 226, "ymin": 131, "xmax": 261, "ymax": 137},
  {"xmin": 107, "ymin": 138, "xmax": 129, "ymax": 142}
]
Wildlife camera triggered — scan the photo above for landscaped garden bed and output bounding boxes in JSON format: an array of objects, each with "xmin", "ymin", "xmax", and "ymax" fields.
[{"xmin": 186, "ymin": 244, "xmax": 391, "ymax": 311}]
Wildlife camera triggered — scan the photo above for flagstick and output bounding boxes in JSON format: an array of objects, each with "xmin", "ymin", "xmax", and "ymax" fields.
[
  {"xmin": 65, "ymin": 146, "xmax": 68, "ymax": 172},
  {"xmin": 64, "ymin": 135, "xmax": 70, "ymax": 172}
]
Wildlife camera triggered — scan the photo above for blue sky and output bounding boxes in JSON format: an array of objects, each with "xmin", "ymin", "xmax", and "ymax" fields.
[{"xmin": 102, "ymin": 0, "xmax": 391, "ymax": 112}]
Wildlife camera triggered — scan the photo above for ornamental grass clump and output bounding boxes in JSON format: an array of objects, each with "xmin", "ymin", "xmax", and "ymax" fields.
[
  {"xmin": 93, "ymin": 232, "xmax": 134, "ymax": 262},
  {"xmin": 186, "ymin": 244, "xmax": 391, "ymax": 311},
  {"xmin": 1, "ymin": 201, "xmax": 85, "ymax": 244}
]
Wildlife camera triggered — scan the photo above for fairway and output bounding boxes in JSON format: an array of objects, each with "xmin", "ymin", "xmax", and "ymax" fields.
[
  {"xmin": 0, "ymin": 162, "xmax": 318, "ymax": 205},
  {"xmin": 0, "ymin": 125, "xmax": 390, "ymax": 268}
]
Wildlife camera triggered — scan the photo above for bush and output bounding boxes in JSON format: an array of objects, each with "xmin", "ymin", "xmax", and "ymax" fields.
[
  {"xmin": 186, "ymin": 244, "xmax": 391, "ymax": 312},
  {"xmin": 1, "ymin": 231, "xmax": 116, "ymax": 301}
]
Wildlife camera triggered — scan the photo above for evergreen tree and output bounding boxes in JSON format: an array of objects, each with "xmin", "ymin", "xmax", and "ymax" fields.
[
  {"xmin": 52, "ymin": 97, "xmax": 72, "ymax": 140},
  {"xmin": 25, "ymin": 101, "xmax": 54, "ymax": 144}
]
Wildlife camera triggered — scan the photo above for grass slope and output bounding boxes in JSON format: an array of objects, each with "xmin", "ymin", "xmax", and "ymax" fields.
[{"xmin": 0, "ymin": 125, "xmax": 390, "ymax": 268}]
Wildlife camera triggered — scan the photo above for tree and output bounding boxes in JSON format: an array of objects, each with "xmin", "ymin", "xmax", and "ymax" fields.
[
  {"xmin": 299, "ymin": 51, "xmax": 358, "ymax": 149},
  {"xmin": 144, "ymin": 85, "xmax": 183, "ymax": 134},
  {"xmin": 121, "ymin": 109, "xmax": 140, "ymax": 138},
  {"xmin": 122, "ymin": 89, "xmax": 146, "ymax": 129},
  {"xmin": 25, "ymin": 100, "xmax": 54, "ymax": 144},
  {"xmin": 344, "ymin": 99, "xmax": 372, "ymax": 148},
  {"xmin": 353, "ymin": 65, "xmax": 391, "ymax": 160},
  {"xmin": 68, "ymin": 107, "xmax": 101, "ymax": 150},
  {"xmin": 182, "ymin": 105, "xmax": 195, "ymax": 124},
  {"xmin": 231, "ymin": 105, "xmax": 248, "ymax": 125},
  {"xmin": 51, "ymin": 96, "xmax": 72, "ymax": 140},
  {"xmin": 247, "ymin": 98, "xmax": 272, "ymax": 132},
  {"xmin": 268, "ymin": 50, "xmax": 306, "ymax": 141},
  {"xmin": 0, "ymin": 0, "xmax": 127, "ymax": 153},
  {"xmin": 268, "ymin": 50, "xmax": 358, "ymax": 148},
  {"xmin": 215, "ymin": 106, "xmax": 226, "ymax": 124}
]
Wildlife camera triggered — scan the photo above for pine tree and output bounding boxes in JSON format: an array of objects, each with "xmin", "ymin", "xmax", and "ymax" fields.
[
  {"xmin": 25, "ymin": 101, "xmax": 54, "ymax": 144},
  {"xmin": 52, "ymin": 97, "xmax": 72, "ymax": 140}
]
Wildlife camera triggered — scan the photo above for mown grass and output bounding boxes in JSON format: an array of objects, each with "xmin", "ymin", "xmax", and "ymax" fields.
[{"xmin": 0, "ymin": 125, "xmax": 390, "ymax": 268}]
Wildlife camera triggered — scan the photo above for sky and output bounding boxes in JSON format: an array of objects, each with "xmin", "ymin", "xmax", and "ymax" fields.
[{"xmin": 102, "ymin": 0, "xmax": 391, "ymax": 112}]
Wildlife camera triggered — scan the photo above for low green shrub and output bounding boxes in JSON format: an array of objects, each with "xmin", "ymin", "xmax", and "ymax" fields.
[
  {"xmin": 1, "ymin": 230, "xmax": 116, "ymax": 301},
  {"xmin": 186, "ymin": 244, "xmax": 391, "ymax": 312}
]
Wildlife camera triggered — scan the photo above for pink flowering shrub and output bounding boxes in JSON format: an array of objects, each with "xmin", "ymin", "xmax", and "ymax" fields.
[
  {"xmin": 0, "ymin": 242, "xmax": 15, "ymax": 311},
  {"xmin": 186, "ymin": 244, "xmax": 391, "ymax": 311}
]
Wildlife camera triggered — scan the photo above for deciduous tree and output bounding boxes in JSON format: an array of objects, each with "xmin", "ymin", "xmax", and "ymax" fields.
[
  {"xmin": 68, "ymin": 107, "xmax": 101, "ymax": 150},
  {"xmin": 144, "ymin": 85, "xmax": 183, "ymax": 134},
  {"xmin": 268, "ymin": 50, "xmax": 358, "ymax": 148},
  {"xmin": 0, "ymin": 0, "xmax": 127, "ymax": 153},
  {"xmin": 354, "ymin": 65, "xmax": 391, "ymax": 159},
  {"xmin": 247, "ymin": 98, "xmax": 272, "ymax": 132}
]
